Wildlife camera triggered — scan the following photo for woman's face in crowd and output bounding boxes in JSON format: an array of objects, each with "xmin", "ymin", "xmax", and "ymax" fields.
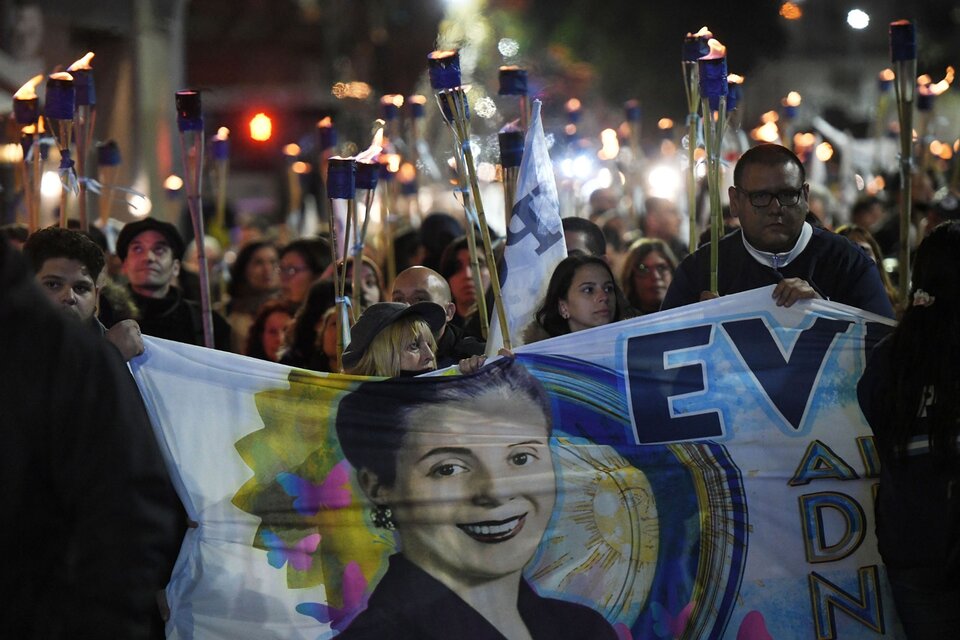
[
  {"xmin": 398, "ymin": 327, "xmax": 436, "ymax": 373},
  {"xmin": 632, "ymin": 251, "xmax": 673, "ymax": 313},
  {"xmin": 278, "ymin": 251, "xmax": 314, "ymax": 304},
  {"xmin": 348, "ymin": 262, "xmax": 382, "ymax": 308},
  {"xmin": 245, "ymin": 246, "xmax": 280, "ymax": 293},
  {"xmin": 262, "ymin": 310, "xmax": 291, "ymax": 361},
  {"xmin": 559, "ymin": 263, "xmax": 616, "ymax": 332},
  {"xmin": 448, "ymin": 249, "xmax": 489, "ymax": 317},
  {"xmin": 382, "ymin": 395, "xmax": 554, "ymax": 587}
]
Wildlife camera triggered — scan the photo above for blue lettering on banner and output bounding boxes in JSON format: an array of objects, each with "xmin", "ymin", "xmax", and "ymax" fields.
[
  {"xmin": 723, "ymin": 317, "xmax": 854, "ymax": 430},
  {"xmin": 789, "ymin": 440, "xmax": 860, "ymax": 486},
  {"xmin": 808, "ymin": 566, "xmax": 885, "ymax": 639},
  {"xmin": 626, "ymin": 325, "xmax": 721, "ymax": 444},
  {"xmin": 507, "ymin": 185, "xmax": 563, "ymax": 255},
  {"xmin": 799, "ymin": 492, "xmax": 866, "ymax": 564}
]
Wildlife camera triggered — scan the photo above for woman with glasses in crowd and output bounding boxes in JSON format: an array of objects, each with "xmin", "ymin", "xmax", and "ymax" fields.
[{"xmin": 620, "ymin": 238, "xmax": 678, "ymax": 315}]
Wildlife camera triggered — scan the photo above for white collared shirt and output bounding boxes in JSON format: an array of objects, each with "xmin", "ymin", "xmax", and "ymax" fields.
[{"xmin": 741, "ymin": 222, "xmax": 813, "ymax": 270}]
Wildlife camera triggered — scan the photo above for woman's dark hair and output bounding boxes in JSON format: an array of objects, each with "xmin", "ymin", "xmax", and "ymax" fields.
[
  {"xmin": 620, "ymin": 238, "xmax": 678, "ymax": 312},
  {"xmin": 280, "ymin": 278, "xmax": 336, "ymax": 368},
  {"xmin": 229, "ymin": 240, "xmax": 277, "ymax": 299},
  {"xmin": 888, "ymin": 221, "xmax": 960, "ymax": 459},
  {"xmin": 335, "ymin": 357, "xmax": 551, "ymax": 486},
  {"xmin": 835, "ymin": 224, "xmax": 899, "ymax": 312},
  {"xmin": 534, "ymin": 254, "xmax": 629, "ymax": 338},
  {"xmin": 246, "ymin": 298, "xmax": 297, "ymax": 360},
  {"xmin": 279, "ymin": 237, "xmax": 331, "ymax": 278},
  {"xmin": 438, "ymin": 235, "xmax": 472, "ymax": 282}
]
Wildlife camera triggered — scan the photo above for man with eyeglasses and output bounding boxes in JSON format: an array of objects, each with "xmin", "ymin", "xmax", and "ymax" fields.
[
  {"xmin": 662, "ymin": 144, "xmax": 895, "ymax": 318},
  {"xmin": 118, "ymin": 218, "xmax": 233, "ymax": 350}
]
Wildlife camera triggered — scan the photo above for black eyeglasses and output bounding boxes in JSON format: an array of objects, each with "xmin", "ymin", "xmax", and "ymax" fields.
[{"xmin": 735, "ymin": 187, "xmax": 804, "ymax": 208}]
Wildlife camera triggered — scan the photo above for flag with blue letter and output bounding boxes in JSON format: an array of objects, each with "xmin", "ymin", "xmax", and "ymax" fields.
[{"xmin": 486, "ymin": 99, "xmax": 566, "ymax": 355}]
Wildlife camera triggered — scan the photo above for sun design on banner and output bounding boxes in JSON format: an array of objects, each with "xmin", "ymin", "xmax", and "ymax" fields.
[{"xmin": 231, "ymin": 370, "xmax": 388, "ymax": 620}]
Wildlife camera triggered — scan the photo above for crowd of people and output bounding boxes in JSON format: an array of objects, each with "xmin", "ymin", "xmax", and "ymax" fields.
[{"xmin": 3, "ymin": 142, "xmax": 958, "ymax": 638}]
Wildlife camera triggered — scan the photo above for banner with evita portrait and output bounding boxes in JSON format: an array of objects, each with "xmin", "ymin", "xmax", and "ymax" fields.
[{"xmin": 132, "ymin": 285, "xmax": 903, "ymax": 639}]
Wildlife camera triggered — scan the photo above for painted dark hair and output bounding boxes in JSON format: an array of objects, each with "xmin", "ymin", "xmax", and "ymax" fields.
[
  {"xmin": 335, "ymin": 357, "xmax": 551, "ymax": 486},
  {"xmin": 534, "ymin": 254, "xmax": 629, "ymax": 338}
]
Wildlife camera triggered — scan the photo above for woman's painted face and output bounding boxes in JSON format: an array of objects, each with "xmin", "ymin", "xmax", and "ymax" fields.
[
  {"xmin": 381, "ymin": 396, "xmax": 554, "ymax": 587},
  {"xmin": 632, "ymin": 251, "xmax": 673, "ymax": 313},
  {"xmin": 559, "ymin": 263, "xmax": 616, "ymax": 332},
  {"xmin": 262, "ymin": 310, "xmax": 291, "ymax": 361},
  {"xmin": 398, "ymin": 327, "xmax": 436, "ymax": 373},
  {"xmin": 279, "ymin": 251, "xmax": 314, "ymax": 304},
  {"xmin": 246, "ymin": 246, "xmax": 280, "ymax": 293}
]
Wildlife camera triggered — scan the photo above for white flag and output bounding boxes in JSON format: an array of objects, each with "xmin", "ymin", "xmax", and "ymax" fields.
[{"xmin": 487, "ymin": 100, "xmax": 566, "ymax": 354}]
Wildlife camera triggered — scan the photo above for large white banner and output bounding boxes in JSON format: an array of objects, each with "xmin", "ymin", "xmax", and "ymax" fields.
[{"xmin": 133, "ymin": 287, "xmax": 902, "ymax": 639}]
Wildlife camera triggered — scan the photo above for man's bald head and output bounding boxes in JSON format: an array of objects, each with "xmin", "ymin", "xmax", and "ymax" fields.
[{"xmin": 391, "ymin": 266, "xmax": 456, "ymax": 323}]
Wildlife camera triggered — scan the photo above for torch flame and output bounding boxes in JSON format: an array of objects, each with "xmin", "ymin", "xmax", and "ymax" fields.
[
  {"xmin": 164, "ymin": 175, "xmax": 184, "ymax": 191},
  {"xmin": 317, "ymin": 116, "xmax": 333, "ymax": 128},
  {"xmin": 67, "ymin": 52, "xmax": 95, "ymax": 71},
  {"xmin": 355, "ymin": 127, "xmax": 384, "ymax": 163},
  {"xmin": 701, "ymin": 38, "xmax": 726, "ymax": 60},
  {"xmin": 428, "ymin": 50, "xmax": 457, "ymax": 62},
  {"xmin": 14, "ymin": 74, "xmax": 43, "ymax": 100},
  {"xmin": 761, "ymin": 110, "xmax": 780, "ymax": 124},
  {"xmin": 564, "ymin": 123, "xmax": 577, "ymax": 136},
  {"xmin": 398, "ymin": 162, "xmax": 416, "ymax": 183},
  {"xmin": 879, "ymin": 68, "xmax": 895, "ymax": 82},
  {"xmin": 381, "ymin": 94, "xmax": 404, "ymax": 108},
  {"xmin": 385, "ymin": 153, "xmax": 401, "ymax": 173},
  {"xmin": 566, "ymin": 98, "xmax": 581, "ymax": 113},
  {"xmin": 214, "ymin": 127, "xmax": 230, "ymax": 140},
  {"xmin": 283, "ymin": 143, "xmax": 301, "ymax": 157},
  {"xmin": 408, "ymin": 94, "xmax": 427, "ymax": 105},
  {"xmin": 49, "ymin": 72, "xmax": 74, "ymax": 82},
  {"xmin": 598, "ymin": 128, "xmax": 620, "ymax": 161},
  {"xmin": 784, "ymin": 91, "xmax": 802, "ymax": 107},
  {"xmin": 687, "ymin": 26, "xmax": 712, "ymax": 39},
  {"xmin": 728, "ymin": 73, "xmax": 745, "ymax": 84},
  {"xmin": 658, "ymin": 118, "xmax": 675, "ymax": 129},
  {"xmin": 292, "ymin": 161, "xmax": 311, "ymax": 175}
]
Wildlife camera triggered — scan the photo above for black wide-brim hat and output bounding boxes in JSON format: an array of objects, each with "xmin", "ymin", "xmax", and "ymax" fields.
[{"xmin": 341, "ymin": 301, "xmax": 447, "ymax": 371}]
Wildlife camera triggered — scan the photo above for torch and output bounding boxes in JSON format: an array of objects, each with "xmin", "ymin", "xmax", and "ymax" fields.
[
  {"xmin": 68, "ymin": 52, "xmax": 95, "ymax": 229},
  {"xmin": 350, "ymin": 127, "xmax": 384, "ymax": 313},
  {"xmin": 316, "ymin": 116, "xmax": 337, "ymax": 236},
  {"xmin": 781, "ymin": 91, "xmax": 801, "ymax": 148},
  {"xmin": 407, "ymin": 94, "xmax": 441, "ymax": 182},
  {"xmin": 379, "ymin": 153, "xmax": 401, "ymax": 287},
  {"xmin": 890, "ymin": 19, "xmax": 916, "ymax": 303},
  {"xmin": 874, "ymin": 68, "xmax": 895, "ymax": 169},
  {"xmin": 13, "ymin": 74, "xmax": 42, "ymax": 232},
  {"xmin": 326, "ymin": 156, "xmax": 356, "ymax": 365},
  {"xmin": 916, "ymin": 67, "xmax": 955, "ymax": 171},
  {"xmin": 428, "ymin": 49, "xmax": 509, "ymax": 345},
  {"xmin": 380, "ymin": 94, "xmax": 405, "ymax": 156},
  {"xmin": 282, "ymin": 143, "xmax": 303, "ymax": 244},
  {"xmin": 698, "ymin": 37, "xmax": 728, "ymax": 295},
  {"xmin": 209, "ymin": 126, "xmax": 231, "ymax": 247},
  {"xmin": 498, "ymin": 124, "xmax": 523, "ymax": 228},
  {"xmin": 498, "ymin": 65, "xmax": 529, "ymax": 132},
  {"xmin": 682, "ymin": 26, "xmax": 712, "ymax": 251},
  {"xmin": 45, "ymin": 72, "xmax": 76, "ymax": 227},
  {"xmin": 96, "ymin": 140, "xmax": 120, "ymax": 228},
  {"xmin": 175, "ymin": 89, "xmax": 214, "ymax": 349}
]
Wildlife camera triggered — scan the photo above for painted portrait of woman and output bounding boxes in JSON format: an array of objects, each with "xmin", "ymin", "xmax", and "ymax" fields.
[{"xmin": 333, "ymin": 358, "xmax": 617, "ymax": 639}]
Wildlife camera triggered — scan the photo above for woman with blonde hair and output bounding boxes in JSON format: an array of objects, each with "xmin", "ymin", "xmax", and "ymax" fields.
[{"xmin": 341, "ymin": 302, "xmax": 446, "ymax": 377}]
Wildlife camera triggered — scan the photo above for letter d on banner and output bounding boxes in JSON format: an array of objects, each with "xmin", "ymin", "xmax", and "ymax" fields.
[{"xmin": 799, "ymin": 492, "xmax": 866, "ymax": 563}]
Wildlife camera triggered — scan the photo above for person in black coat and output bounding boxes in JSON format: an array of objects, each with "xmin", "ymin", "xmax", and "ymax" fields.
[{"xmin": 0, "ymin": 237, "xmax": 183, "ymax": 638}]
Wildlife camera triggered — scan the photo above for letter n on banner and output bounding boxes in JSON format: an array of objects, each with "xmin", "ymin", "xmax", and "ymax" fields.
[{"xmin": 808, "ymin": 566, "xmax": 885, "ymax": 639}]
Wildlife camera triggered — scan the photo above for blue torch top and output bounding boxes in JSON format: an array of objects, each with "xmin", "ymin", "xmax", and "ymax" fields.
[
  {"xmin": 317, "ymin": 118, "xmax": 337, "ymax": 151},
  {"xmin": 13, "ymin": 97, "xmax": 38, "ymax": 126},
  {"xmin": 683, "ymin": 30, "xmax": 712, "ymax": 62},
  {"xmin": 698, "ymin": 55, "xmax": 728, "ymax": 108},
  {"xmin": 97, "ymin": 140, "xmax": 121, "ymax": 167},
  {"xmin": 498, "ymin": 130, "xmax": 524, "ymax": 169},
  {"xmin": 327, "ymin": 157, "xmax": 356, "ymax": 200},
  {"xmin": 498, "ymin": 66, "xmax": 528, "ymax": 96},
  {"xmin": 45, "ymin": 74, "xmax": 75, "ymax": 121},
  {"xmin": 72, "ymin": 68, "xmax": 96, "ymax": 107},
  {"xmin": 355, "ymin": 161, "xmax": 380, "ymax": 191},
  {"xmin": 624, "ymin": 99, "xmax": 642, "ymax": 123},
  {"xmin": 890, "ymin": 20, "xmax": 917, "ymax": 62},
  {"xmin": 428, "ymin": 50, "xmax": 461, "ymax": 90},
  {"xmin": 175, "ymin": 90, "xmax": 203, "ymax": 132}
]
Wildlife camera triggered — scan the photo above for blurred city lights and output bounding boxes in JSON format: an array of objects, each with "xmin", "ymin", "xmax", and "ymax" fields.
[{"xmin": 847, "ymin": 9, "xmax": 869, "ymax": 30}]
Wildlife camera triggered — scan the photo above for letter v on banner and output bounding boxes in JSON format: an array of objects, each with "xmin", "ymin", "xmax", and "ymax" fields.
[{"xmin": 486, "ymin": 100, "xmax": 566, "ymax": 355}]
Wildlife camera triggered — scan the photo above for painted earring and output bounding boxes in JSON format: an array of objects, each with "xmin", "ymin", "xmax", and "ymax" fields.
[{"xmin": 372, "ymin": 504, "xmax": 396, "ymax": 530}]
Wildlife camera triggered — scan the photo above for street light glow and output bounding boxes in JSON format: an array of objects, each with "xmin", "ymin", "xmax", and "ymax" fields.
[{"xmin": 847, "ymin": 9, "xmax": 869, "ymax": 30}]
